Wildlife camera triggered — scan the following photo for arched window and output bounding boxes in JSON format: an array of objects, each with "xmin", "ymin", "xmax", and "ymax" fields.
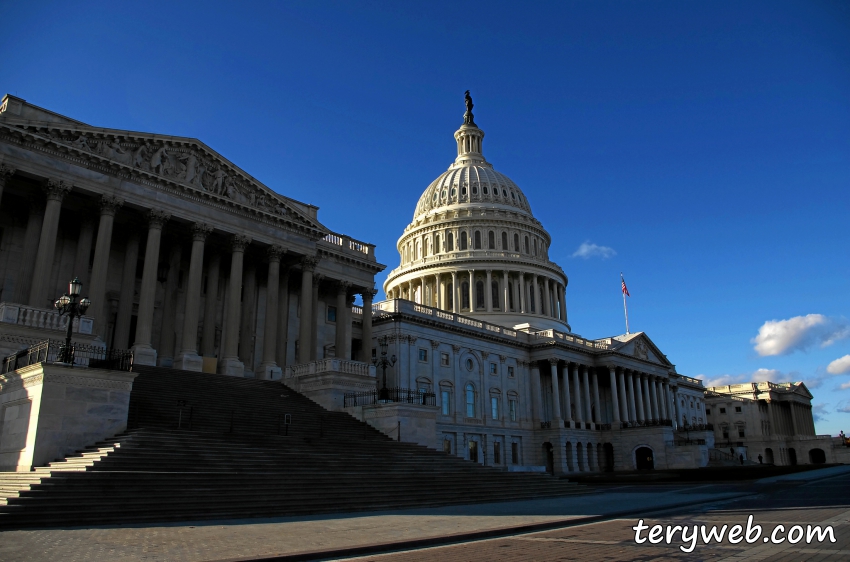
[
  {"xmin": 488, "ymin": 231, "xmax": 495, "ymax": 249},
  {"xmin": 524, "ymin": 236, "xmax": 529, "ymax": 254},
  {"xmin": 475, "ymin": 280, "xmax": 484, "ymax": 308},
  {"xmin": 461, "ymin": 282, "xmax": 470, "ymax": 309},
  {"xmin": 533, "ymin": 239, "xmax": 537, "ymax": 256},
  {"xmin": 460, "ymin": 231, "xmax": 468, "ymax": 250},
  {"xmin": 446, "ymin": 283, "xmax": 453, "ymax": 309},
  {"xmin": 501, "ymin": 232, "xmax": 508, "ymax": 250},
  {"xmin": 465, "ymin": 383, "xmax": 476, "ymax": 418},
  {"xmin": 447, "ymin": 231, "xmax": 454, "ymax": 250},
  {"xmin": 474, "ymin": 231, "xmax": 482, "ymax": 249},
  {"xmin": 491, "ymin": 281, "xmax": 499, "ymax": 308},
  {"xmin": 514, "ymin": 233, "xmax": 520, "ymax": 252},
  {"xmin": 435, "ymin": 233, "xmax": 440, "ymax": 254}
]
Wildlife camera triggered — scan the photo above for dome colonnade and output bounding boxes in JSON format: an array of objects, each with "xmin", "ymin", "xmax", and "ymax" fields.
[{"xmin": 384, "ymin": 110, "xmax": 569, "ymax": 332}]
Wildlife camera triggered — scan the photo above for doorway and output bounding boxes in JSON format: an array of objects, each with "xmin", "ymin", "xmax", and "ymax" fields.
[
  {"xmin": 635, "ymin": 446, "xmax": 654, "ymax": 470},
  {"xmin": 543, "ymin": 442, "xmax": 554, "ymax": 474}
]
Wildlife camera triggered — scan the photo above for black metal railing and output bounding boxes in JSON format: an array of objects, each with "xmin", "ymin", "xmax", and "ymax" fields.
[
  {"xmin": 540, "ymin": 421, "xmax": 552, "ymax": 429},
  {"xmin": 620, "ymin": 419, "xmax": 673, "ymax": 429},
  {"xmin": 343, "ymin": 387, "xmax": 436, "ymax": 408},
  {"xmin": 1, "ymin": 339, "xmax": 133, "ymax": 374},
  {"xmin": 677, "ymin": 423, "xmax": 714, "ymax": 432},
  {"xmin": 672, "ymin": 438, "xmax": 707, "ymax": 446}
]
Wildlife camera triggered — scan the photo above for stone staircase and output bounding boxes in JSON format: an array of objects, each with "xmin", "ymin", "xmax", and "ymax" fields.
[
  {"xmin": 707, "ymin": 448, "xmax": 759, "ymax": 467},
  {"xmin": 0, "ymin": 366, "xmax": 583, "ymax": 528}
]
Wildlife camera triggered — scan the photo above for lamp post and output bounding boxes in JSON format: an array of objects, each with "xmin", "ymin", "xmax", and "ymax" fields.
[
  {"xmin": 53, "ymin": 277, "xmax": 91, "ymax": 365},
  {"xmin": 372, "ymin": 335, "xmax": 396, "ymax": 401}
]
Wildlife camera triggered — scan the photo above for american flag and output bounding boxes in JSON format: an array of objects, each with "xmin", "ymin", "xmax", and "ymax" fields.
[{"xmin": 621, "ymin": 275, "xmax": 630, "ymax": 297}]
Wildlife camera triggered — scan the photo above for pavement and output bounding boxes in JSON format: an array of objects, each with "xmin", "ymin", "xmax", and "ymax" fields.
[{"xmin": 0, "ymin": 465, "xmax": 848, "ymax": 562}]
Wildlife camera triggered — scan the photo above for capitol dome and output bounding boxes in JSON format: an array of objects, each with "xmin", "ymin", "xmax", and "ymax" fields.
[{"xmin": 384, "ymin": 96, "xmax": 571, "ymax": 332}]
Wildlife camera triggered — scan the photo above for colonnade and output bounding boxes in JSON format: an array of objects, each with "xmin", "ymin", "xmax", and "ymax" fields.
[
  {"xmin": 387, "ymin": 269, "xmax": 567, "ymax": 322},
  {"xmin": 1, "ymin": 174, "xmax": 375, "ymax": 377}
]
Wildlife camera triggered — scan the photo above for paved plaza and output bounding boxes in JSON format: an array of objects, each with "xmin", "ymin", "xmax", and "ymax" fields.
[{"xmin": 0, "ymin": 465, "xmax": 847, "ymax": 562}]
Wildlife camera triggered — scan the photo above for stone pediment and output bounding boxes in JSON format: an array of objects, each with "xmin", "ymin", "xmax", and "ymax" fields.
[
  {"xmin": 791, "ymin": 382, "xmax": 813, "ymax": 400},
  {"xmin": 0, "ymin": 104, "xmax": 328, "ymax": 240},
  {"xmin": 609, "ymin": 332, "xmax": 673, "ymax": 367}
]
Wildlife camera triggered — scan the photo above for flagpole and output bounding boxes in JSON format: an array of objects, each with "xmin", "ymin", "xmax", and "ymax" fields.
[{"xmin": 621, "ymin": 273, "xmax": 630, "ymax": 334}]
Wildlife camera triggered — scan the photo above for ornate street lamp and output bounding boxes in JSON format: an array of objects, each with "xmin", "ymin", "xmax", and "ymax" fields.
[
  {"xmin": 53, "ymin": 277, "xmax": 90, "ymax": 365},
  {"xmin": 372, "ymin": 335, "xmax": 396, "ymax": 401}
]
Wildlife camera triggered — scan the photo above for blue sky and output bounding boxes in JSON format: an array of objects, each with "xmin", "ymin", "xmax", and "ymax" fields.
[{"xmin": 2, "ymin": 1, "xmax": 849, "ymax": 434}]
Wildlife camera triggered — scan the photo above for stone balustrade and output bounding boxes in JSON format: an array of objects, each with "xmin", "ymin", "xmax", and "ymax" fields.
[
  {"xmin": 0, "ymin": 302, "xmax": 93, "ymax": 335},
  {"xmin": 320, "ymin": 232, "xmax": 375, "ymax": 260},
  {"xmin": 285, "ymin": 358, "xmax": 376, "ymax": 379}
]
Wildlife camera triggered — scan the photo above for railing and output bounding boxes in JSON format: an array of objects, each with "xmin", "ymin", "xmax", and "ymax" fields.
[
  {"xmin": 677, "ymin": 374, "xmax": 705, "ymax": 387},
  {"xmin": 540, "ymin": 421, "xmax": 552, "ymax": 429},
  {"xmin": 621, "ymin": 419, "xmax": 673, "ymax": 429},
  {"xmin": 709, "ymin": 448, "xmax": 738, "ymax": 462},
  {"xmin": 1, "ymin": 339, "xmax": 133, "ymax": 373},
  {"xmin": 671, "ymin": 438, "xmax": 707, "ymax": 446},
  {"xmin": 677, "ymin": 423, "xmax": 714, "ymax": 432},
  {"xmin": 285, "ymin": 358, "xmax": 376, "ymax": 379},
  {"xmin": 343, "ymin": 387, "xmax": 436, "ymax": 408},
  {"xmin": 384, "ymin": 249, "xmax": 563, "ymax": 278},
  {"xmin": 0, "ymin": 302, "xmax": 94, "ymax": 335},
  {"xmin": 320, "ymin": 232, "xmax": 374, "ymax": 259}
]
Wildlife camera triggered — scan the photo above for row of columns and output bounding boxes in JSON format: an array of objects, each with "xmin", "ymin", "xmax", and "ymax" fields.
[
  {"xmin": 5, "ymin": 174, "xmax": 376, "ymax": 376},
  {"xmin": 388, "ymin": 269, "xmax": 567, "ymax": 322}
]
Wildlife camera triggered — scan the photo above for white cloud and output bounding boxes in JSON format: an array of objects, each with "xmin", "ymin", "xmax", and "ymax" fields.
[
  {"xmin": 836, "ymin": 402, "xmax": 850, "ymax": 414},
  {"xmin": 751, "ymin": 314, "xmax": 850, "ymax": 356},
  {"xmin": 827, "ymin": 355, "xmax": 850, "ymax": 375},
  {"xmin": 698, "ymin": 368, "xmax": 803, "ymax": 389},
  {"xmin": 838, "ymin": 381, "xmax": 850, "ymax": 391},
  {"xmin": 571, "ymin": 241, "xmax": 616, "ymax": 259}
]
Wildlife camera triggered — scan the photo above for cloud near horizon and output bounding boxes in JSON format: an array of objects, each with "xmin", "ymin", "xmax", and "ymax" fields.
[
  {"xmin": 696, "ymin": 368, "xmax": 798, "ymax": 389},
  {"xmin": 571, "ymin": 241, "xmax": 617, "ymax": 259},
  {"xmin": 827, "ymin": 355, "xmax": 850, "ymax": 375},
  {"xmin": 751, "ymin": 314, "xmax": 850, "ymax": 356}
]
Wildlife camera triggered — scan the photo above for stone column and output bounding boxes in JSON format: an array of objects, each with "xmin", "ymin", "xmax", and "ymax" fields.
[
  {"xmin": 0, "ymin": 164, "xmax": 15, "ymax": 211},
  {"xmin": 559, "ymin": 284, "xmax": 567, "ymax": 322},
  {"xmin": 542, "ymin": 278, "xmax": 551, "ymax": 317},
  {"xmin": 467, "ymin": 270, "xmax": 474, "ymax": 311},
  {"xmin": 562, "ymin": 364, "xmax": 573, "ymax": 423},
  {"xmin": 608, "ymin": 366, "xmax": 621, "ymax": 423},
  {"xmin": 582, "ymin": 366, "xmax": 592, "ymax": 423},
  {"xmin": 72, "ymin": 217, "xmax": 95, "ymax": 291},
  {"xmin": 634, "ymin": 373, "xmax": 645, "ymax": 422},
  {"xmin": 641, "ymin": 376, "xmax": 653, "ymax": 420},
  {"xmin": 548, "ymin": 359, "xmax": 562, "ymax": 421},
  {"xmin": 29, "ymin": 179, "xmax": 71, "ymax": 307},
  {"xmin": 88, "ymin": 195, "xmax": 123, "ymax": 340},
  {"xmin": 434, "ymin": 274, "xmax": 441, "ymax": 310},
  {"xmin": 176, "ymin": 223, "xmax": 212, "ymax": 371},
  {"xmin": 518, "ymin": 273, "xmax": 526, "ymax": 313},
  {"xmin": 485, "ymin": 270, "xmax": 493, "ymax": 312},
  {"xmin": 618, "ymin": 370, "xmax": 629, "ymax": 424},
  {"xmin": 592, "ymin": 370, "xmax": 601, "ymax": 424},
  {"xmin": 131, "ymin": 210, "xmax": 170, "ymax": 366},
  {"xmin": 258, "ymin": 245, "xmax": 284, "ymax": 379},
  {"xmin": 310, "ymin": 274, "xmax": 322, "ymax": 360},
  {"xmin": 296, "ymin": 256, "xmax": 318, "ymax": 363},
  {"xmin": 451, "ymin": 271, "xmax": 458, "ymax": 313},
  {"xmin": 17, "ymin": 197, "xmax": 45, "ymax": 303},
  {"xmin": 239, "ymin": 263, "xmax": 257, "ymax": 369},
  {"xmin": 157, "ymin": 240, "xmax": 183, "ymax": 367},
  {"xmin": 502, "ymin": 271, "xmax": 509, "ymax": 311},
  {"xmin": 201, "ymin": 253, "xmax": 221, "ymax": 358},
  {"xmin": 334, "ymin": 280, "xmax": 351, "ymax": 359},
  {"xmin": 531, "ymin": 364, "xmax": 544, "ymax": 423},
  {"xmin": 666, "ymin": 383, "xmax": 675, "ymax": 422},
  {"xmin": 627, "ymin": 372, "xmax": 638, "ymax": 422},
  {"xmin": 360, "ymin": 289, "xmax": 374, "ymax": 361},
  {"xmin": 275, "ymin": 268, "xmax": 291, "ymax": 367},
  {"xmin": 113, "ymin": 230, "xmax": 140, "ymax": 350},
  {"xmin": 649, "ymin": 377, "xmax": 660, "ymax": 420},
  {"xmin": 219, "ymin": 234, "xmax": 251, "ymax": 376},
  {"xmin": 531, "ymin": 275, "xmax": 539, "ymax": 314},
  {"xmin": 572, "ymin": 364, "xmax": 583, "ymax": 424}
]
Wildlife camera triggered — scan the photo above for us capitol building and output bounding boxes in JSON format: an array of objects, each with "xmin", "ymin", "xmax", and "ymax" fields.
[{"xmin": 0, "ymin": 92, "xmax": 836, "ymax": 474}]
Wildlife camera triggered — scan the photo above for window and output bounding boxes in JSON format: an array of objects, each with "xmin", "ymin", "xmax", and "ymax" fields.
[
  {"xmin": 465, "ymin": 384, "xmax": 475, "ymax": 417},
  {"xmin": 461, "ymin": 282, "xmax": 470, "ymax": 309},
  {"xmin": 418, "ymin": 348, "xmax": 428, "ymax": 362},
  {"xmin": 488, "ymin": 231, "xmax": 495, "ymax": 249},
  {"xmin": 494, "ymin": 441, "xmax": 501, "ymax": 464},
  {"xmin": 466, "ymin": 358, "xmax": 474, "ymax": 371},
  {"xmin": 514, "ymin": 233, "xmax": 520, "ymax": 251},
  {"xmin": 533, "ymin": 239, "xmax": 537, "ymax": 256},
  {"xmin": 735, "ymin": 406, "xmax": 742, "ymax": 413},
  {"xmin": 508, "ymin": 366, "xmax": 515, "ymax": 378},
  {"xmin": 501, "ymin": 232, "xmax": 508, "ymax": 249},
  {"xmin": 441, "ymin": 390, "xmax": 451, "ymax": 415},
  {"xmin": 443, "ymin": 439, "xmax": 452, "ymax": 454},
  {"xmin": 475, "ymin": 280, "xmax": 484, "ymax": 308},
  {"xmin": 474, "ymin": 231, "xmax": 482, "ymax": 249},
  {"xmin": 468, "ymin": 440, "xmax": 478, "ymax": 462},
  {"xmin": 509, "ymin": 399, "xmax": 517, "ymax": 421},
  {"xmin": 706, "ymin": 408, "xmax": 711, "ymax": 415},
  {"xmin": 524, "ymin": 236, "xmax": 529, "ymax": 253},
  {"xmin": 435, "ymin": 233, "xmax": 440, "ymax": 253},
  {"xmin": 460, "ymin": 231, "xmax": 468, "ymax": 250},
  {"xmin": 491, "ymin": 281, "xmax": 499, "ymax": 308},
  {"xmin": 719, "ymin": 408, "xmax": 726, "ymax": 414},
  {"xmin": 448, "ymin": 231, "xmax": 454, "ymax": 250},
  {"xmin": 697, "ymin": 403, "xmax": 701, "ymax": 410},
  {"xmin": 491, "ymin": 397, "xmax": 499, "ymax": 419},
  {"xmin": 511, "ymin": 442, "xmax": 519, "ymax": 464},
  {"xmin": 722, "ymin": 427, "xmax": 729, "ymax": 438},
  {"xmin": 490, "ymin": 363, "xmax": 498, "ymax": 375},
  {"xmin": 738, "ymin": 429, "xmax": 745, "ymax": 438},
  {"xmin": 327, "ymin": 306, "xmax": 337, "ymax": 322},
  {"xmin": 446, "ymin": 283, "xmax": 453, "ymax": 309},
  {"xmin": 440, "ymin": 352, "xmax": 450, "ymax": 367}
]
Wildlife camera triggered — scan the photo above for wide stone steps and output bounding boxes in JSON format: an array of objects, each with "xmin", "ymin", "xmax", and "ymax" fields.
[{"xmin": 0, "ymin": 366, "xmax": 583, "ymax": 527}]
